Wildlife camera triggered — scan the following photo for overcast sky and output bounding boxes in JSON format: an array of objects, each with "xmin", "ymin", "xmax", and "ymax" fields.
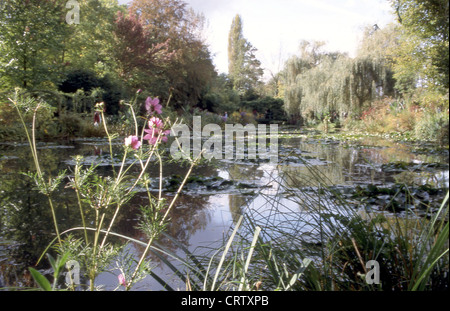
[{"xmin": 118, "ymin": 0, "xmax": 396, "ymax": 79}]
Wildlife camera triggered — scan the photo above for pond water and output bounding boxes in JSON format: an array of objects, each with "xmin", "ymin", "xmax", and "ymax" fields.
[{"xmin": 0, "ymin": 129, "xmax": 448, "ymax": 290}]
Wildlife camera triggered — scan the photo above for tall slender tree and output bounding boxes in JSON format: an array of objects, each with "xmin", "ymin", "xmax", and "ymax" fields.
[
  {"xmin": 228, "ymin": 14, "xmax": 245, "ymax": 77},
  {"xmin": 227, "ymin": 14, "xmax": 263, "ymax": 96}
]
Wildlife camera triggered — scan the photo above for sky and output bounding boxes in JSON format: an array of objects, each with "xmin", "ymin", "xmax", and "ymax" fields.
[{"xmin": 118, "ymin": 0, "xmax": 396, "ymax": 79}]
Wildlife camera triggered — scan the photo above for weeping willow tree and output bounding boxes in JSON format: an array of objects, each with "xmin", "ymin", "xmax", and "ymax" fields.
[
  {"xmin": 281, "ymin": 27, "xmax": 397, "ymax": 123},
  {"xmin": 296, "ymin": 53, "xmax": 352, "ymax": 120},
  {"xmin": 348, "ymin": 24, "xmax": 398, "ymax": 116},
  {"xmin": 283, "ymin": 56, "xmax": 305, "ymax": 116},
  {"xmin": 282, "ymin": 41, "xmax": 324, "ymax": 118}
]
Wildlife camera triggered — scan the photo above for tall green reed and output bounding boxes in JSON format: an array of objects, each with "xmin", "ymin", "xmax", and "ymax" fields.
[
  {"xmin": 239, "ymin": 158, "xmax": 448, "ymax": 290},
  {"xmin": 177, "ymin": 156, "xmax": 448, "ymax": 291}
]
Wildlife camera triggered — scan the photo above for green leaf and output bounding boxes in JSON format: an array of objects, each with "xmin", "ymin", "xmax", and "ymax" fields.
[
  {"xmin": 286, "ymin": 258, "xmax": 312, "ymax": 290},
  {"xmin": 29, "ymin": 267, "xmax": 52, "ymax": 291}
]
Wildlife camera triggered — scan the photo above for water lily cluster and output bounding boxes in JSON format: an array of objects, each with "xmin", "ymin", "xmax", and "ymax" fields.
[{"xmin": 124, "ymin": 96, "xmax": 170, "ymax": 150}]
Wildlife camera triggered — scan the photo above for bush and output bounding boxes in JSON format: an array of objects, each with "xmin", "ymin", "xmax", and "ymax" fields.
[
  {"xmin": 415, "ymin": 111, "xmax": 449, "ymax": 145},
  {"xmin": 56, "ymin": 113, "xmax": 84, "ymax": 137},
  {"xmin": 59, "ymin": 69, "xmax": 100, "ymax": 94},
  {"xmin": 59, "ymin": 69, "xmax": 124, "ymax": 115},
  {"xmin": 177, "ymin": 107, "xmax": 225, "ymax": 129},
  {"xmin": 357, "ymin": 97, "xmax": 421, "ymax": 135},
  {"xmin": 0, "ymin": 125, "xmax": 23, "ymax": 141},
  {"xmin": 199, "ymin": 88, "xmax": 240, "ymax": 114},
  {"xmin": 227, "ymin": 110, "xmax": 257, "ymax": 125},
  {"xmin": 241, "ymin": 96, "xmax": 286, "ymax": 121},
  {"xmin": 55, "ymin": 113, "xmax": 106, "ymax": 138}
]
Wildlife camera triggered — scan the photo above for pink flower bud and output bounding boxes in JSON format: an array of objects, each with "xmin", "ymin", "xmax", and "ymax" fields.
[{"xmin": 118, "ymin": 273, "xmax": 127, "ymax": 287}]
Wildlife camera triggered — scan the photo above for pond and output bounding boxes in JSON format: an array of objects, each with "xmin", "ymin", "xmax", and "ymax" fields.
[{"xmin": 0, "ymin": 128, "xmax": 448, "ymax": 290}]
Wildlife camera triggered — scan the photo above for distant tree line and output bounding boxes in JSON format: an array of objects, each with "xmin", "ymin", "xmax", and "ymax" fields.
[
  {"xmin": 1, "ymin": 0, "xmax": 448, "ymax": 129},
  {"xmin": 267, "ymin": 0, "xmax": 448, "ymax": 125},
  {"xmin": 0, "ymin": 0, "xmax": 218, "ymax": 114}
]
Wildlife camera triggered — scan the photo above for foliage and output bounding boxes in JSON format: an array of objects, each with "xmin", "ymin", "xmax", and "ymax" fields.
[
  {"xmin": 241, "ymin": 96, "xmax": 286, "ymax": 121},
  {"xmin": 59, "ymin": 69, "xmax": 103, "ymax": 94},
  {"xmin": 59, "ymin": 69, "xmax": 124, "ymax": 114},
  {"xmin": 414, "ymin": 110, "xmax": 449, "ymax": 145},
  {"xmin": 359, "ymin": 97, "xmax": 410, "ymax": 134},
  {"xmin": 62, "ymin": 0, "xmax": 124, "ymax": 78},
  {"xmin": 0, "ymin": 0, "xmax": 216, "ymax": 114},
  {"xmin": 278, "ymin": 4, "xmax": 448, "ymax": 133},
  {"xmin": 0, "ymin": 0, "xmax": 68, "ymax": 89},
  {"xmin": 279, "ymin": 24, "xmax": 403, "ymax": 124},
  {"xmin": 198, "ymin": 73, "xmax": 240, "ymax": 114},
  {"xmin": 389, "ymin": 0, "xmax": 449, "ymax": 93},
  {"xmin": 55, "ymin": 112, "xmax": 105, "ymax": 138},
  {"xmin": 0, "ymin": 0, "xmax": 124, "ymax": 92},
  {"xmin": 113, "ymin": 8, "xmax": 174, "ymax": 92},
  {"xmin": 227, "ymin": 14, "xmax": 264, "ymax": 96},
  {"xmin": 120, "ymin": 0, "xmax": 216, "ymax": 108},
  {"xmin": 28, "ymin": 252, "xmax": 70, "ymax": 291}
]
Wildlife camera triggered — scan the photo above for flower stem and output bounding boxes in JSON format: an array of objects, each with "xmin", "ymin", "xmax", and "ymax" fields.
[
  {"xmin": 10, "ymin": 96, "xmax": 61, "ymax": 244},
  {"xmin": 126, "ymin": 151, "xmax": 203, "ymax": 290}
]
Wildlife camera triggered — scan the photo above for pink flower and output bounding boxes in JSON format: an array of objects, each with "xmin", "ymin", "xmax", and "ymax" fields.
[
  {"xmin": 124, "ymin": 135, "xmax": 141, "ymax": 150},
  {"xmin": 143, "ymin": 128, "xmax": 170, "ymax": 145},
  {"xmin": 145, "ymin": 97, "xmax": 162, "ymax": 115},
  {"xmin": 143, "ymin": 117, "xmax": 170, "ymax": 145},
  {"xmin": 143, "ymin": 129, "xmax": 159, "ymax": 145},
  {"xmin": 118, "ymin": 273, "xmax": 127, "ymax": 287},
  {"xmin": 148, "ymin": 116, "xmax": 163, "ymax": 129}
]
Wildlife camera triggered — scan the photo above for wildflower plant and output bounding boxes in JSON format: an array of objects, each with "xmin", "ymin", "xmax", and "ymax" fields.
[{"xmin": 8, "ymin": 88, "xmax": 199, "ymax": 291}]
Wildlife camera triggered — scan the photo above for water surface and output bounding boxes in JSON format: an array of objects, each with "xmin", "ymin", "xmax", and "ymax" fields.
[{"xmin": 0, "ymin": 132, "xmax": 448, "ymax": 290}]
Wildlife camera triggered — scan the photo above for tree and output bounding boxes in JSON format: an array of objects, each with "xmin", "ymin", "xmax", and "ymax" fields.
[
  {"xmin": 345, "ymin": 25, "xmax": 397, "ymax": 114},
  {"xmin": 228, "ymin": 15, "xmax": 244, "ymax": 77},
  {"xmin": 280, "ymin": 41, "xmax": 330, "ymax": 118},
  {"xmin": 279, "ymin": 37, "xmax": 395, "ymax": 123},
  {"xmin": 227, "ymin": 14, "xmax": 263, "ymax": 96},
  {"xmin": 63, "ymin": 0, "xmax": 124, "ymax": 78},
  {"xmin": 389, "ymin": 0, "xmax": 449, "ymax": 93},
  {"xmin": 0, "ymin": 0, "xmax": 68, "ymax": 89},
  {"xmin": 295, "ymin": 51, "xmax": 353, "ymax": 120},
  {"xmin": 113, "ymin": 9, "xmax": 173, "ymax": 91},
  {"xmin": 121, "ymin": 0, "xmax": 216, "ymax": 107}
]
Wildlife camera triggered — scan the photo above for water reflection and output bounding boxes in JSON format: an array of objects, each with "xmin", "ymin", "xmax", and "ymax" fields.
[{"xmin": 0, "ymin": 136, "xmax": 448, "ymax": 289}]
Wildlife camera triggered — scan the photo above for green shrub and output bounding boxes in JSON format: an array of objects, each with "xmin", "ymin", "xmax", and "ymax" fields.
[
  {"xmin": 56, "ymin": 113, "xmax": 84, "ymax": 137},
  {"xmin": 415, "ymin": 111, "xmax": 449, "ymax": 145},
  {"xmin": 59, "ymin": 69, "xmax": 124, "ymax": 115},
  {"xmin": 241, "ymin": 96, "xmax": 286, "ymax": 121}
]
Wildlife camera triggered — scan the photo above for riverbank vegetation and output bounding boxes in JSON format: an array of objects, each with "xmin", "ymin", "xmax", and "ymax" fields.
[{"xmin": 1, "ymin": 0, "xmax": 447, "ymax": 145}]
